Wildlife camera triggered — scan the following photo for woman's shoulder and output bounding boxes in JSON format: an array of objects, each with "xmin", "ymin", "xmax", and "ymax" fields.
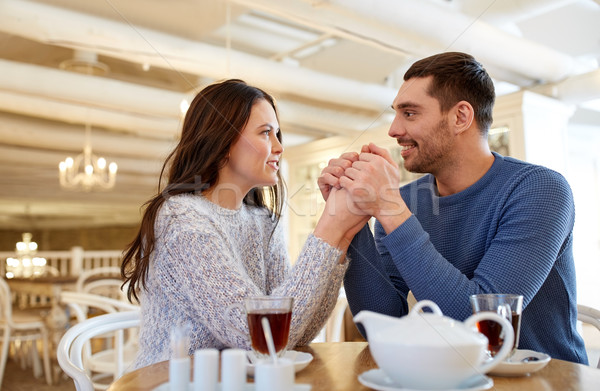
[
  {"xmin": 154, "ymin": 194, "xmax": 216, "ymax": 233},
  {"xmin": 160, "ymin": 193, "xmax": 215, "ymax": 217}
]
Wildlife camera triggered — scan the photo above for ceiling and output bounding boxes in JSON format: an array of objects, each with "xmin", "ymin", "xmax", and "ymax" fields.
[{"xmin": 1, "ymin": 0, "xmax": 599, "ymax": 230}]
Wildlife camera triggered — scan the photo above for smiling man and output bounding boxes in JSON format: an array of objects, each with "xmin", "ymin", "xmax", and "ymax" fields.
[{"xmin": 318, "ymin": 52, "xmax": 588, "ymax": 364}]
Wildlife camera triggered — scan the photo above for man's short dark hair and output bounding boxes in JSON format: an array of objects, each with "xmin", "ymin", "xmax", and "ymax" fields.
[{"xmin": 404, "ymin": 52, "xmax": 496, "ymax": 134}]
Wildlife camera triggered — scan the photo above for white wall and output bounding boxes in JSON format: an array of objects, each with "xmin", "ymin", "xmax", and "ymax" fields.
[{"xmin": 566, "ymin": 122, "xmax": 600, "ymax": 309}]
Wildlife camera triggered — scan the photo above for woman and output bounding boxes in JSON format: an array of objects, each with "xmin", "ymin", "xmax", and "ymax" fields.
[{"xmin": 121, "ymin": 79, "xmax": 368, "ymax": 368}]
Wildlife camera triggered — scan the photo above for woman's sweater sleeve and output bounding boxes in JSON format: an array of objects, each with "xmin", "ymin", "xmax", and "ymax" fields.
[{"xmin": 266, "ymin": 226, "xmax": 347, "ymax": 346}]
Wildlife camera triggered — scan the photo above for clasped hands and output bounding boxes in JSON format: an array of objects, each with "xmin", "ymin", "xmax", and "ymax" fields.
[{"xmin": 318, "ymin": 143, "xmax": 412, "ymax": 235}]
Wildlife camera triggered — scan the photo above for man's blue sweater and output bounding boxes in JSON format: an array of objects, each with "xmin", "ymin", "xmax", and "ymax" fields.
[{"xmin": 345, "ymin": 152, "xmax": 588, "ymax": 364}]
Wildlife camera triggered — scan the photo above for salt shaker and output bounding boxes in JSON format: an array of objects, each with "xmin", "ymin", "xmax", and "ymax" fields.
[
  {"xmin": 169, "ymin": 324, "xmax": 191, "ymax": 391},
  {"xmin": 193, "ymin": 348, "xmax": 219, "ymax": 391},
  {"xmin": 255, "ymin": 358, "xmax": 295, "ymax": 391},
  {"xmin": 221, "ymin": 348, "xmax": 247, "ymax": 391}
]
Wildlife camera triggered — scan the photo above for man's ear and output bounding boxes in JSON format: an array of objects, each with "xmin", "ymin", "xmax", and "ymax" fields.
[{"xmin": 451, "ymin": 101, "xmax": 474, "ymax": 135}]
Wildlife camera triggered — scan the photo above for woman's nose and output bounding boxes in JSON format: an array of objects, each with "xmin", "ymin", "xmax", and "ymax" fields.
[{"xmin": 271, "ymin": 133, "xmax": 284, "ymax": 154}]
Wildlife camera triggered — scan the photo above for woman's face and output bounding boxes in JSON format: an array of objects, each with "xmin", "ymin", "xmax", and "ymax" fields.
[{"xmin": 220, "ymin": 99, "xmax": 283, "ymax": 195}]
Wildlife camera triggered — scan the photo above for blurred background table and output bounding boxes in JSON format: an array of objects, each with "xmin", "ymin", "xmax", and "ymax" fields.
[{"xmin": 107, "ymin": 342, "xmax": 600, "ymax": 391}]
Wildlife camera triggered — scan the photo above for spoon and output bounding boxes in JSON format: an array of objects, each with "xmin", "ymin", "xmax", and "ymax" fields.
[{"xmin": 261, "ymin": 316, "xmax": 278, "ymax": 365}]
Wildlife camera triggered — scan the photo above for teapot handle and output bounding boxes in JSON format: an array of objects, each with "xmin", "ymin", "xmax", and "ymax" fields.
[
  {"xmin": 410, "ymin": 300, "xmax": 443, "ymax": 316},
  {"xmin": 464, "ymin": 312, "xmax": 514, "ymax": 373}
]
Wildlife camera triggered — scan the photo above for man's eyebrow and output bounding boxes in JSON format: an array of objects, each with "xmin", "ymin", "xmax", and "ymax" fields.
[{"xmin": 392, "ymin": 102, "xmax": 420, "ymax": 110}]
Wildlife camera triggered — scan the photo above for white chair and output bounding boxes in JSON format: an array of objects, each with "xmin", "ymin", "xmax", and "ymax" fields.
[
  {"xmin": 577, "ymin": 304, "xmax": 600, "ymax": 368},
  {"xmin": 57, "ymin": 310, "xmax": 141, "ymax": 391},
  {"xmin": 76, "ymin": 267, "xmax": 125, "ymax": 300},
  {"xmin": 0, "ymin": 278, "xmax": 52, "ymax": 387},
  {"xmin": 60, "ymin": 291, "xmax": 139, "ymax": 390},
  {"xmin": 313, "ymin": 291, "xmax": 349, "ymax": 343}
]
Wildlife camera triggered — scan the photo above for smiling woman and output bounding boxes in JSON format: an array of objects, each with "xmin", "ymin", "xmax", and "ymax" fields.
[{"xmin": 119, "ymin": 79, "xmax": 370, "ymax": 370}]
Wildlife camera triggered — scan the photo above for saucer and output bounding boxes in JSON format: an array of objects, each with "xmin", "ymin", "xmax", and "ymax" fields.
[
  {"xmin": 488, "ymin": 349, "xmax": 551, "ymax": 376},
  {"xmin": 246, "ymin": 350, "xmax": 313, "ymax": 376},
  {"xmin": 358, "ymin": 369, "xmax": 493, "ymax": 391},
  {"xmin": 152, "ymin": 382, "xmax": 311, "ymax": 391}
]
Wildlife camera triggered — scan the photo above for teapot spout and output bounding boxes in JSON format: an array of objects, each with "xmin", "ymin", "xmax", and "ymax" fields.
[{"xmin": 353, "ymin": 310, "xmax": 399, "ymax": 339}]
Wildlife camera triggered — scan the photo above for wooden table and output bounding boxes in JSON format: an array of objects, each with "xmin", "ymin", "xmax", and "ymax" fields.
[
  {"xmin": 6, "ymin": 276, "xmax": 76, "ymax": 327},
  {"xmin": 107, "ymin": 342, "xmax": 600, "ymax": 390}
]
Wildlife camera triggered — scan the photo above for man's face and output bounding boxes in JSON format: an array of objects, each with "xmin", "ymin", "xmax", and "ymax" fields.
[{"xmin": 388, "ymin": 76, "xmax": 454, "ymax": 174}]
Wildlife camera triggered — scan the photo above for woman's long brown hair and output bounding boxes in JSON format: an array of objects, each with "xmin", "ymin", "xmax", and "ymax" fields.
[{"xmin": 121, "ymin": 79, "xmax": 285, "ymax": 303}]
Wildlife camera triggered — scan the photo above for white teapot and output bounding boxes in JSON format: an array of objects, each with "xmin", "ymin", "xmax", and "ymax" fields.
[{"xmin": 354, "ymin": 300, "xmax": 513, "ymax": 389}]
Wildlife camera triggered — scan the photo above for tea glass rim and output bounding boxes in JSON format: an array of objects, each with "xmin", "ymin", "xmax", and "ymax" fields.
[
  {"xmin": 244, "ymin": 295, "xmax": 294, "ymax": 302},
  {"xmin": 469, "ymin": 293, "xmax": 523, "ymax": 300}
]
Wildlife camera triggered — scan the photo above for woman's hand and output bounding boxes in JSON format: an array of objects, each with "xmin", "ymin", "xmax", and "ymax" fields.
[
  {"xmin": 314, "ymin": 187, "xmax": 370, "ymax": 252},
  {"xmin": 317, "ymin": 152, "xmax": 359, "ymax": 201}
]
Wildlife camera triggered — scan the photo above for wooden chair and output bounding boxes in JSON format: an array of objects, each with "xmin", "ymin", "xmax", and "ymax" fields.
[
  {"xmin": 578, "ymin": 304, "xmax": 600, "ymax": 368},
  {"xmin": 0, "ymin": 278, "xmax": 52, "ymax": 387},
  {"xmin": 57, "ymin": 310, "xmax": 141, "ymax": 391}
]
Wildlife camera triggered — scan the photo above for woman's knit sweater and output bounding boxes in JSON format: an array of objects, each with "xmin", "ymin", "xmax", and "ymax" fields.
[{"xmin": 133, "ymin": 193, "xmax": 346, "ymax": 369}]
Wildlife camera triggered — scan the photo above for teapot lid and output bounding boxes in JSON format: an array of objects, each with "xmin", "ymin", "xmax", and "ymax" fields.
[{"xmin": 375, "ymin": 300, "xmax": 486, "ymax": 347}]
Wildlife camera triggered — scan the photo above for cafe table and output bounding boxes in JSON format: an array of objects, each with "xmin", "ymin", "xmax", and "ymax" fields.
[
  {"xmin": 6, "ymin": 276, "xmax": 77, "ymax": 330},
  {"xmin": 107, "ymin": 342, "xmax": 600, "ymax": 390}
]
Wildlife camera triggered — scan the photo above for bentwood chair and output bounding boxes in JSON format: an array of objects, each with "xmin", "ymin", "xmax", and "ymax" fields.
[
  {"xmin": 57, "ymin": 310, "xmax": 141, "ymax": 391},
  {"xmin": 60, "ymin": 291, "xmax": 139, "ymax": 390},
  {"xmin": 0, "ymin": 278, "xmax": 52, "ymax": 387},
  {"xmin": 76, "ymin": 267, "xmax": 125, "ymax": 301},
  {"xmin": 577, "ymin": 304, "xmax": 600, "ymax": 368}
]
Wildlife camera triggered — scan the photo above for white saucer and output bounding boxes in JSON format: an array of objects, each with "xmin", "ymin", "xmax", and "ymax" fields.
[
  {"xmin": 246, "ymin": 350, "xmax": 313, "ymax": 376},
  {"xmin": 488, "ymin": 349, "xmax": 551, "ymax": 376},
  {"xmin": 152, "ymin": 382, "xmax": 311, "ymax": 391},
  {"xmin": 358, "ymin": 369, "xmax": 493, "ymax": 391}
]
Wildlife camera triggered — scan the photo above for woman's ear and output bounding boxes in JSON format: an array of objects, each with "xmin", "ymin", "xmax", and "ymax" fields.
[{"xmin": 451, "ymin": 101, "xmax": 474, "ymax": 135}]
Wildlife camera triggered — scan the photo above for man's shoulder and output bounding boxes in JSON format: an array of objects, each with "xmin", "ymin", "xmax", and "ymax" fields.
[
  {"xmin": 490, "ymin": 155, "xmax": 573, "ymax": 206},
  {"xmin": 495, "ymin": 154, "xmax": 569, "ymax": 185}
]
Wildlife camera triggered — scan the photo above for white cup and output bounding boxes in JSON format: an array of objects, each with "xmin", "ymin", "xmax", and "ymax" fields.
[
  {"xmin": 221, "ymin": 349, "xmax": 247, "ymax": 391},
  {"xmin": 254, "ymin": 358, "xmax": 294, "ymax": 391},
  {"xmin": 193, "ymin": 349, "xmax": 218, "ymax": 391}
]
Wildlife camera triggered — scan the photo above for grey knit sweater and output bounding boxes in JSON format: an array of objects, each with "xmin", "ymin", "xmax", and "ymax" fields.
[{"xmin": 133, "ymin": 193, "xmax": 346, "ymax": 369}]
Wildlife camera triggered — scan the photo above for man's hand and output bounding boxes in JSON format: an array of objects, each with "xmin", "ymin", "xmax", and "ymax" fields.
[{"xmin": 341, "ymin": 143, "xmax": 412, "ymax": 232}]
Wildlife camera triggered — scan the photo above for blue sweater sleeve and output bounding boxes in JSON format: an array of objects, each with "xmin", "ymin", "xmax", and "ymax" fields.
[{"xmin": 344, "ymin": 224, "xmax": 409, "ymax": 329}]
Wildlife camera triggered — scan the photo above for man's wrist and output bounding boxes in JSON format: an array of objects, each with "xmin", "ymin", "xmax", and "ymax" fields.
[{"xmin": 377, "ymin": 208, "xmax": 412, "ymax": 234}]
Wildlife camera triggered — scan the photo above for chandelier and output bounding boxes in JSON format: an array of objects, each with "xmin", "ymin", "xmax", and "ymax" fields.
[
  {"xmin": 58, "ymin": 122, "xmax": 118, "ymax": 191},
  {"xmin": 5, "ymin": 233, "xmax": 47, "ymax": 279}
]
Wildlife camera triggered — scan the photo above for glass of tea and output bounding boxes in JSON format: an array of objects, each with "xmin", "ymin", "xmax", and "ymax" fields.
[
  {"xmin": 244, "ymin": 296, "xmax": 293, "ymax": 360},
  {"xmin": 469, "ymin": 293, "xmax": 523, "ymax": 359}
]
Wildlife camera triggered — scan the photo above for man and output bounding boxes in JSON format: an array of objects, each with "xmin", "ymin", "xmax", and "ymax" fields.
[{"xmin": 318, "ymin": 52, "xmax": 588, "ymax": 364}]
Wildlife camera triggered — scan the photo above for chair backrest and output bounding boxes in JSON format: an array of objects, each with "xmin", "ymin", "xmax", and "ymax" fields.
[
  {"xmin": 76, "ymin": 267, "xmax": 124, "ymax": 299},
  {"xmin": 577, "ymin": 304, "xmax": 600, "ymax": 368},
  {"xmin": 60, "ymin": 291, "xmax": 139, "ymax": 323},
  {"xmin": 0, "ymin": 278, "xmax": 12, "ymax": 325},
  {"xmin": 57, "ymin": 310, "xmax": 141, "ymax": 391}
]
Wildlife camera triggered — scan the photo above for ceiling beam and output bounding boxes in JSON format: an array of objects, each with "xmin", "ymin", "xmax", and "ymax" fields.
[
  {"xmin": 235, "ymin": 0, "xmax": 582, "ymax": 84},
  {"xmin": 0, "ymin": 0, "xmax": 397, "ymax": 112}
]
